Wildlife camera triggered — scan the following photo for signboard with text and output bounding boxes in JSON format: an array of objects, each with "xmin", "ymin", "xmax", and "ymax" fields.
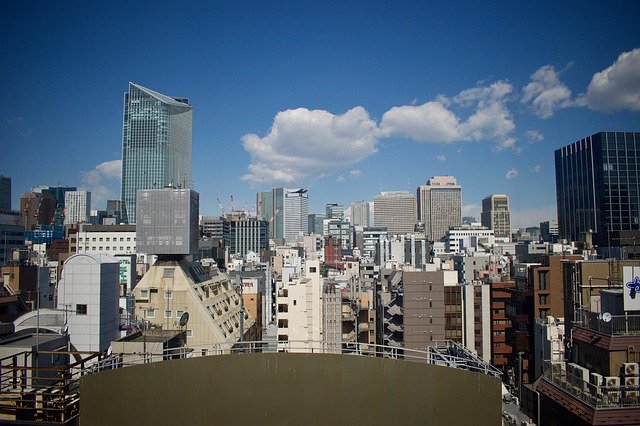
[{"xmin": 623, "ymin": 266, "xmax": 640, "ymax": 312}]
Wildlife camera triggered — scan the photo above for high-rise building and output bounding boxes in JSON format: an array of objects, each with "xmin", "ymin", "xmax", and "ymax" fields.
[
  {"xmin": 284, "ymin": 189, "xmax": 308, "ymax": 244},
  {"xmin": 481, "ymin": 194, "xmax": 511, "ymax": 242},
  {"xmin": 64, "ymin": 190, "xmax": 91, "ymax": 225},
  {"xmin": 41, "ymin": 186, "xmax": 76, "ymax": 226},
  {"xmin": 417, "ymin": 176, "xmax": 462, "ymax": 242},
  {"xmin": 307, "ymin": 213, "xmax": 326, "ymax": 234},
  {"xmin": 325, "ymin": 203, "xmax": 344, "ymax": 220},
  {"xmin": 349, "ymin": 201, "xmax": 370, "ymax": 227},
  {"xmin": 540, "ymin": 220, "xmax": 559, "ymax": 243},
  {"xmin": 120, "ymin": 83, "xmax": 193, "ymax": 224},
  {"xmin": 373, "ymin": 191, "xmax": 416, "ymax": 235},
  {"xmin": 19, "ymin": 191, "xmax": 57, "ymax": 229},
  {"xmin": 257, "ymin": 188, "xmax": 284, "ymax": 244},
  {"xmin": 555, "ymin": 132, "xmax": 640, "ymax": 244},
  {"xmin": 228, "ymin": 217, "xmax": 269, "ymax": 258},
  {"xmin": 0, "ymin": 174, "xmax": 11, "ymax": 211}
]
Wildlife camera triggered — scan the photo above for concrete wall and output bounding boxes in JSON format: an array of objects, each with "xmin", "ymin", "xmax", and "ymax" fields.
[{"xmin": 80, "ymin": 353, "xmax": 501, "ymax": 425}]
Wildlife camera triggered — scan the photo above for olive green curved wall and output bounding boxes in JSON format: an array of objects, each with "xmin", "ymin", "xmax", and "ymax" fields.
[{"xmin": 80, "ymin": 353, "xmax": 500, "ymax": 425}]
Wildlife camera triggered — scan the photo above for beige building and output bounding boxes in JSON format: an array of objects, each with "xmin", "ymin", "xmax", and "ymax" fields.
[
  {"xmin": 417, "ymin": 176, "xmax": 462, "ymax": 242},
  {"xmin": 373, "ymin": 191, "xmax": 417, "ymax": 236},
  {"xmin": 134, "ymin": 259, "xmax": 255, "ymax": 352}
]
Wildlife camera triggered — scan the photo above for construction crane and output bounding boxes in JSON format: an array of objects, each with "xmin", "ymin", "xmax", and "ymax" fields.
[{"xmin": 216, "ymin": 197, "xmax": 225, "ymax": 217}]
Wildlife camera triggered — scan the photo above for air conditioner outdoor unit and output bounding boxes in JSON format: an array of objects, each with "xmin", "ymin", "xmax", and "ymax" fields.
[
  {"xmin": 624, "ymin": 362, "xmax": 639, "ymax": 376},
  {"xmin": 573, "ymin": 365, "xmax": 590, "ymax": 389},
  {"xmin": 625, "ymin": 376, "xmax": 639, "ymax": 387},
  {"xmin": 605, "ymin": 376, "xmax": 621, "ymax": 387},
  {"xmin": 603, "ymin": 389, "xmax": 621, "ymax": 406},
  {"xmin": 567, "ymin": 363, "xmax": 579, "ymax": 385},
  {"xmin": 551, "ymin": 361, "xmax": 566, "ymax": 377},
  {"xmin": 590, "ymin": 372, "xmax": 604, "ymax": 386}
]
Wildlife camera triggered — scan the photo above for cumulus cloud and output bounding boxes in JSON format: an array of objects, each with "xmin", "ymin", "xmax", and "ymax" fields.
[
  {"xmin": 349, "ymin": 169, "xmax": 362, "ymax": 178},
  {"xmin": 81, "ymin": 159, "xmax": 122, "ymax": 210},
  {"xmin": 524, "ymin": 130, "xmax": 544, "ymax": 143},
  {"xmin": 584, "ymin": 48, "xmax": 640, "ymax": 112},
  {"xmin": 241, "ymin": 107, "xmax": 379, "ymax": 184},
  {"xmin": 336, "ymin": 175, "xmax": 346, "ymax": 182},
  {"xmin": 380, "ymin": 80, "xmax": 517, "ymax": 151},
  {"xmin": 522, "ymin": 65, "xmax": 575, "ymax": 118},
  {"xmin": 533, "ymin": 164, "xmax": 542, "ymax": 173},
  {"xmin": 505, "ymin": 167, "xmax": 519, "ymax": 180},
  {"xmin": 436, "ymin": 155, "xmax": 446, "ymax": 162}
]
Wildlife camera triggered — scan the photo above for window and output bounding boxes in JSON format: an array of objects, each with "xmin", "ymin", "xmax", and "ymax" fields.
[
  {"xmin": 163, "ymin": 268, "xmax": 175, "ymax": 278},
  {"xmin": 140, "ymin": 289, "xmax": 149, "ymax": 300},
  {"xmin": 76, "ymin": 304, "xmax": 87, "ymax": 315},
  {"xmin": 164, "ymin": 291, "xmax": 173, "ymax": 299},
  {"xmin": 145, "ymin": 309, "xmax": 155, "ymax": 318},
  {"xmin": 164, "ymin": 310, "xmax": 172, "ymax": 318},
  {"xmin": 293, "ymin": 300, "xmax": 297, "ymax": 306},
  {"xmin": 176, "ymin": 310, "xmax": 184, "ymax": 319},
  {"xmin": 186, "ymin": 329, "xmax": 193, "ymax": 337},
  {"xmin": 309, "ymin": 267, "xmax": 317, "ymax": 273}
]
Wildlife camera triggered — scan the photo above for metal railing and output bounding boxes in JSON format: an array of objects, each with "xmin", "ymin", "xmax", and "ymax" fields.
[
  {"xmin": 574, "ymin": 308, "xmax": 640, "ymax": 336},
  {"xmin": 83, "ymin": 339, "xmax": 502, "ymax": 379},
  {"xmin": 541, "ymin": 360, "xmax": 640, "ymax": 409}
]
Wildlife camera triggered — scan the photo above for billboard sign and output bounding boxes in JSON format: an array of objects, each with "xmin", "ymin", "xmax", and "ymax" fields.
[{"xmin": 623, "ymin": 266, "xmax": 640, "ymax": 312}]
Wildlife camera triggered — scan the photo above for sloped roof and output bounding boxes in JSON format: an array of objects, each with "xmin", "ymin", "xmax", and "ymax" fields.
[{"xmin": 130, "ymin": 82, "xmax": 191, "ymax": 108}]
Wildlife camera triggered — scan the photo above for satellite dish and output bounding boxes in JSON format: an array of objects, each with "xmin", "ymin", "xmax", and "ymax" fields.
[
  {"xmin": 60, "ymin": 324, "xmax": 68, "ymax": 335},
  {"xmin": 179, "ymin": 312, "xmax": 190, "ymax": 327},
  {"xmin": 602, "ymin": 312, "xmax": 612, "ymax": 323},
  {"xmin": 106, "ymin": 346, "xmax": 113, "ymax": 357}
]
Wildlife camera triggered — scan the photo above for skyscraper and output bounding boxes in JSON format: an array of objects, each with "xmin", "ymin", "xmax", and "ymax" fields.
[
  {"xmin": 120, "ymin": 83, "xmax": 193, "ymax": 224},
  {"xmin": 0, "ymin": 174, "xmax": 11, "ymax": 211},
  {"xmin": 555, "ymin": 132, "xmax": 640, "ymax": 244},
  {"xmin": 64, "ymin": 190, "xmax": 91, "ymax": 225},
  {"xmin": 349, "ymin": 201, "xmax": 370, "ymax": 227},
  {"xmin": 257, "ymin": 188, "xmax": 284, "ymax": 244},
  {"xmin": 284, "ymin": 189, "xmax": 308, "ymax": 244},
  {"xmin": 373, "ymin": 191, "xmax": 416, "ymax": 235},
  {"xmin": 481, "ymin": 194, "xmax": 511, "ymax": 242},
  {"xmin": 417, "ymin": 176, "xmax": 462, "ymax": 242}
]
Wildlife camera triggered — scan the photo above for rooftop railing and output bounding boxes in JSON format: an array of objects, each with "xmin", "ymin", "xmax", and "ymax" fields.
[
  {"xmin": 574, "ymin": 308, "xmax": 640, "ymax": 336},
  {"xmin": 84, "ymin": 339, "xmax": 502, "ymax": 379},
  {"xmin": 541, "ymin": 360, "xmax": 640, "ymax": 409}
]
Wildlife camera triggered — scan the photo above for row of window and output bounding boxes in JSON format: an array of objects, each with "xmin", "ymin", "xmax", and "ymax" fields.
[
  {"xmin": 144, "ymin": 308, "xmax": 184, "ymax": 319},
  {"xmin": 79, "ymin": 237, "xmax": 134, "ymax": 242},
  {"xmin": 79, "ymin": 246, "xmax": 134, "ymax": 252},
  {"xmin": 139, "ymin": 289, "xmax": 173, "ymax": 299}
]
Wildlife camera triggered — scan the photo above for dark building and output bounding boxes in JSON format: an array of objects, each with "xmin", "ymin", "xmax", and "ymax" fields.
[
  {"xmin": 0, "ymin": 174, "xmax": 11, "ymax": 211},
  {"xmin": 228, "ymin": 217, "xmax": 269, "ymax": 259},
  {"xmin": 555, "ymin": 132, "xmax": 640, "ymax": 253}
]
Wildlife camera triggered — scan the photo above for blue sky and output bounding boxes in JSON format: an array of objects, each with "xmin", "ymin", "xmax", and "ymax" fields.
[{"xmin": 1, "ymin": 1, "xmax": 639, "ymax": 227}]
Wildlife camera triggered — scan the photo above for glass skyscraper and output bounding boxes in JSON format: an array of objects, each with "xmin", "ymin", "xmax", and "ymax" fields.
[
  {"xmin": 120, "ymin": 83, "xmax": 192, "ymax": 224},
  {"xmin": 555, "ymin": 132, "xmax": 640, "ymax": 243}
]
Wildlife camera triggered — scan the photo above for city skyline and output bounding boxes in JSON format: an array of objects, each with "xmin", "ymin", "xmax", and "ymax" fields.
[{"xmin": 1, "ymin": 2, "xmax": 639, "ymax": 228}]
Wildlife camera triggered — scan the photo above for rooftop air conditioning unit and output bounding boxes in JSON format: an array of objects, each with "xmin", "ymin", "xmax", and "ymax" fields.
[
  {"xmin": 624, "ymin": 362, "xmax": 639, "ymax": 376},
  {"xmin": 590, "ymin": 372, "xmax": 604, "ymax": 395},
  {"xmin": 625, "ymin": 376, "xmax": 639, "ymax": 387},
  {"xmin": 573, "ymin": 365, "xmax": 590, "ymax": 390},
  {"xmin": 605, "ymin": 376, "xmax": 621, "ymax": 387},
  {"xmin": 567, "ymin": 362, "xmax": 580, "ymax": 385}
]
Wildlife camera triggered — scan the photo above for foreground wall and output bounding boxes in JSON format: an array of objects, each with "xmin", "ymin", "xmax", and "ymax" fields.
[{"xmin": 80, "ymin": 353, "xmax": 500, "ymax": 425}]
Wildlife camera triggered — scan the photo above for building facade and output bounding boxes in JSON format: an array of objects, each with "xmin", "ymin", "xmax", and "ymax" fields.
[
  {"xmin": 0, "ymin": 174, "xmax": 11, "ymax": 211},
  {"xmin": 120, "ymin": 83, "xmax": 193, "ymax": 224},
  {"xmin": 555, "ymin": 131, "xmax": 640, "ymax": 245},
  {"xmin": 64, "ymin": 190, "xmax": 91, "ymax": 225},
  {"xmin": 257, "ymin": 188, "xmax": 285, "ymax": 244},
  {"xmin": 283, "ymin": 189, "xmax": 308, "ymax": 245},
  {"xmin": 349, "ymin": 201, "xmax": 370, "ymax": 227},
  {"xmin": 417, "ymin": 176, "xmax": 462, "ymax": 242},
  {"xmin": 481, "ymin": 194, "xmax": 511, "ymax": 242},
  {"xmin": 373, "ymin": 191, "xmax": 416, "ymax": 236}
]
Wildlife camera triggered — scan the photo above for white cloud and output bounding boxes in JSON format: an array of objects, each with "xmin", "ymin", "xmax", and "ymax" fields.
[
  {"xmin": 349, "ymin": 169, "xmax": 362, "ymax": 178},
  {"xmin": 241, "ymin": 107, "xmax": 379, "ymax": 184},
  {"xmin": 456, "ymin": 148, "xmax": 463, "ymax": 155},
  {"xmin": 522, "ymin": 65, "xmax": 574, "ymax": 118},
  {"xmin": 436, "ymin": 155, "xmax": 446, "ymax": 162},
  {"xmin": 81, "ymin": 159, "xmax": 122, "ymax": 209},
  {"xmin": 533, "ymin": 164, "xmax": 542, "ymax": 173},
  {"xmin": 524, "ymin": 129, "xmax": 544, "ymax": 143},
  {"xmin": 336, "ymin": 175, "xmax": 346, "ymax": 182},
  {"xmin": 494, "ymin": 137, "xmax": 519, "ymax": 152},
  {"xmin": 505, "ymin": 167, "xmax": 519, "ymax": 180},
  {"xmin": 380, "ymin": 80, "xmax": 517, "ymax": 151},
  {"xmin": 584, "ymin": 48, "xmax": 640, "ymax": 112}
]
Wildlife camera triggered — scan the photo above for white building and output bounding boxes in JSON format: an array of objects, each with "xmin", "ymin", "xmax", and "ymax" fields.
[
  {"xmin": 57, "ymin": 253, "xmax": 120, "ymax": 352},
  {"xmin": 417, "ymin": 176, "xmax": 462, "ymax": 242},
  {"xmin": 446, "ymin": 225, "xmax": 495, "ymax": 254},
  {"xmin": 276, "ymin": 257, "xmax": 322, "ymax": 351},
  {"xmin": 284, "ymin": 189, "xmax": 308, "ymax": 245},
  {"xmin": 64, "ymin": 190, "xmax": 91, "ymax": 225},
  {"xmin": 462, "ymin": 281, "xmax": 491, "ymax": 362},
  {"xmin": 533, "ymin": 316, "xmax": 565, "ymax": 380}
]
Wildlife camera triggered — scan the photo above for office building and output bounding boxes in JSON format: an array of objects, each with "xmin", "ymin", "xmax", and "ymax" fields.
[
  {"xmin": 540, "ymin": 219, "xmax": 559, "ymax": 243},
  {"xmin": 120, "ymin": 83, "xmax": 193, "ymax": 224},
  {"xmin": 19, "ymin": 191, "xmax": 56, "ymax": 229},
  {"xmin": 228, "ymin": 217, "xmax": 269, "ymax": 259},
  {"xmin": 136, "ymin": 187, "xmax": 199, "ymax": 256},
  {"xmin": 373, "ymin": 191, "xmax": 416, "ymax": 235},
  {"xmin": 349, "ymin": 201, "xmax": 370, "ymax": 227},
  {"xmin": 0, "ymin": 174, "xmax": 11, "ymax": 210},
  {"xmin": 0, "ymin": 211, "xmax": 24, "ymax": 266},
  {"xmin": 307, "ymin": 213, "xmax": 325, "ymax": 234},
  {"xmin": 257, "ymin": 188, "xmax": 284, "ymax": 244},
  {"xmin": 325, "ymin": 203, "xmax": 344, "ymax": 220},
  {"xmin": 481, "ymin": 194, "xmax": 511, "ymax": 242},
  {"xmin": 417, "ymin": 176, "xmax": 462, "ymax": 242},
  {"xmin": 555, "ymin": 131, "xmax": 640, "ymax": 246},
  {"xmin": 283, "ymin": 189, "xmax": 308, "ymax": 245},
  {"xmin": 42, "ymin": 186, "xmax": 76, "ymax": 226},
  {"xmin": 64, "ymin": 190, "xmax": 91, "ymax": 225}
]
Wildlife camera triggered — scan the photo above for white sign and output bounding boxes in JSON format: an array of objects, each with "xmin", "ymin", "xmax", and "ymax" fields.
[{"xmin": 623, "ymin": 266, "xmax": 640, "ymax": 312}]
